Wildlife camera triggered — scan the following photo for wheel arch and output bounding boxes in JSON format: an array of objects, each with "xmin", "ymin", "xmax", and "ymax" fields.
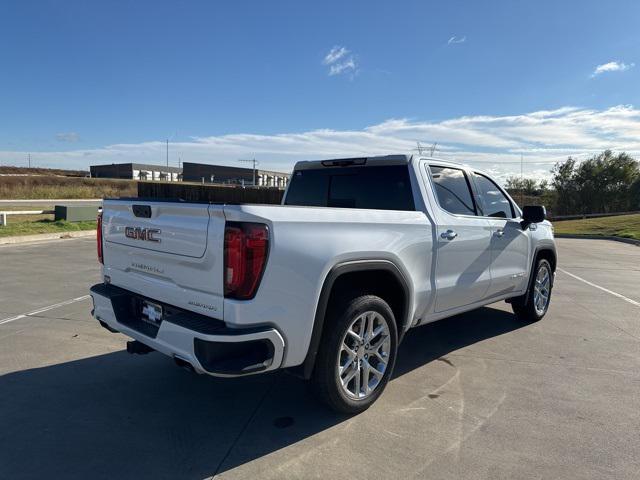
[
  {"xmin": 297, "ymin": 259, "xmax": 412, "ymax": 379},
  {"xmin": 524, "ymin": 246, "xmax": 557, "ymax": 305},
  {"xmin": 535, "ymin": 247, "xmax": 557, "ymax": 272}
]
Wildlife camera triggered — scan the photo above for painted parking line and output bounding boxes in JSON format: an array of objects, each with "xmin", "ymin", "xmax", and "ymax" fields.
[
  {"xmin": 558, "ymin": 267, "xmax": 640, "ymax": 308},
  {"xmin": 0, "ymin": 295, "xmax": 91, "ymax": 325}
]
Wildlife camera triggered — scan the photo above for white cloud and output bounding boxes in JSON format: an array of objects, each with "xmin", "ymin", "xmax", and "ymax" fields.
[
  {"xmin": 447, "ymin": 35, "xmax": 466, "ymax": 45},
  {"xmin": 323, "ymin": 45, "xmax": 358, "ymax": 77},
  {"xmin": 591, "ymin": 61, "xmax": 634, "ymax": 77},
  {"xmin": 3, "ymin": 105, "xmax": 640, "ymax": 182},
  {"xmin": 329, "ymin": 58, "xmax": 357, "ymax": 76},
  {"xmin": 323, "ymin": 46, "xmax": 348, "ymax": 65},
  {"xmin": 55, "ymin": 132, "xmax": 80, "ymax": 142}
]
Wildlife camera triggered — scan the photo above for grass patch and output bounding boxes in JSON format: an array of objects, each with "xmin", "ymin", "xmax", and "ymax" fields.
[
  {"xmin": 0, "ymin": 219, "xmax": 96, "ymax": 238},
  {"xmin": 0, "ymin": 176, "xmax": 136, "ymax": 199},
  {"xmin": 553, "ymin": 214, "xmax": 640, "ymax": 240}
]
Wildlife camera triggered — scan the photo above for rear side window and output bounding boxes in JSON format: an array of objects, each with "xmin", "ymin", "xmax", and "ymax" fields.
[
  {"xmin": 284, "ymin": 165, "xmax": 415, "ymax": 211},
  {"xmin": 472, "ymin": 173, "xmax": 514, "ymax": 218},
  {"xmin": 429, "ymin": 166, "xmax": 476, "ymax": 215}
]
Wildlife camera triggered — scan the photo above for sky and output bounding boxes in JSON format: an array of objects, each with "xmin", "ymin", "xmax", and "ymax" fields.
[{"xmin": 1, "ymin": 0, "xmax": 639, "ymax": 180}]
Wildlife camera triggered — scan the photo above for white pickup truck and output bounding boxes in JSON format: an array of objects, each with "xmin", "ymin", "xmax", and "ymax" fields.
[{"xmin": 91, "ymin": 155, "xmax": 556, "ymax": 413}]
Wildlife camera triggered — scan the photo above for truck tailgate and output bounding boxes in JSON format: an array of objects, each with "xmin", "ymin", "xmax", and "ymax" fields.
[{"xmin": 101, "ymin": 200, "xmax": 226, "ymax": 318}]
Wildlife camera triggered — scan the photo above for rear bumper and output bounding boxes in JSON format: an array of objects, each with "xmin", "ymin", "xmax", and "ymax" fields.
[{"xmin": 90, "ymin": 283, "xmax": 285, "ymax": 377}]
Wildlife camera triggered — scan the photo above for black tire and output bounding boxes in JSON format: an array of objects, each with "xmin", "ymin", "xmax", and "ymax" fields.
[
  {"xmin": 312, "ymin": 294, "xmax": 398, "ymax": 414},
  {"xmin": 511, "ymin": 258, "xmax": 553, "ymax": 322}
]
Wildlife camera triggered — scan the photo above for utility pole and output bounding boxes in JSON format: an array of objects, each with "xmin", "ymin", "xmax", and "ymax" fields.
[
  {"xmin": 520, "ymin": 154, "xmax": 524, "ymax": 206},
  {"xmin": 429, "ymin": 142, "xmax": 438, "ymax": 156},
  {"xmin": 238, "ymin": 158, "xmax": 258, "ymax": 186},
  {"xmin": 166, "ymin": 139, "xmax": 169, "ymax": 168},
  {"xmin": 28, "ymin": 153, "xmax": 31, "ymax": 168}
]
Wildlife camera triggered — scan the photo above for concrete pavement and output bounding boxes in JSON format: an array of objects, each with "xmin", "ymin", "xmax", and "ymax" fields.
[{"xmin": 0, "ymin": 237, "xmax": 638, "ymax": 479}]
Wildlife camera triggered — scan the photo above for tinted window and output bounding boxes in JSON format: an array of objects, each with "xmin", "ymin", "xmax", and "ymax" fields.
[
  {"xmin": 282, "ymin": 169, "xmax": 327, "ymax": 207},
  {"xmin": 429, "ymin": 166, "xmax": 476, "ymax": 215},
  {"xmin": 284, "ymin": 165, "xmax": 415, "ymax": 211},
  {"xmin": 472, "ymin": 173, "xmax": 514, "ymax": 218}
]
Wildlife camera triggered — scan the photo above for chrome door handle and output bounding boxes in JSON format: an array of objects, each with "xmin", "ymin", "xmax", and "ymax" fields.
[
  {"xmin": 495, "ymin": 229, "xmax": 505, "ymax": 237},
  {"xmin": 441, "ymin": 229, "xmax": 458, "ymax": 240}
]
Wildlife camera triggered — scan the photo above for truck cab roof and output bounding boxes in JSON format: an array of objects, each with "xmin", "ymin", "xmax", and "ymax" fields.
[{"xmin": 293, "ymin": 154, "xmax": 466, "ymax": 170}]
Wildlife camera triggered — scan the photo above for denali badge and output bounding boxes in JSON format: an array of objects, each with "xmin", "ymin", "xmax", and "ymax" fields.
[
  {"xmin": 188, "ymin": 300, "xmax": 218, "ymax": 312},
  {"xmin": 131, "ymin": 262, "xmax": 164, "ymax": 274},
  {"xmin": 125, "ymin": 226, "xmax": 161, "ymax": 242}
]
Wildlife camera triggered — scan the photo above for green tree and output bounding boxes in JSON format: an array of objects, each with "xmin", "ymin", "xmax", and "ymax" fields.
[
  {"xmin": 551, "ymin": 157, "xmax": 578, "ymax": 215},
  {"xmin": 521, "ymin": 178, "xmax": 538, "ymax": 196},
  {"xmin": 551, "ymin": 151, "xmax": 639, "ymax": 215},
  {"xmin": 505, "ymin": 176, "xmax": 545, "ymax": 196},
  {"xmin": 538, "ymin": 179, "xmax": 549, "ymax": 193},
  {"xmin": 630, "ymin": 177, "xmax": 640, "ymax": 210}
]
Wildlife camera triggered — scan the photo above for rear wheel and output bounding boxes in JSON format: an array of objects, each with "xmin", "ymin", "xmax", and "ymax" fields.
[
  {"xmin": 512, "ymin": 258, "xmax": 553, "ymax": 322},
  {"xmin": 312, "ymin": 295, "xmax": 398, "ymax": 414}
]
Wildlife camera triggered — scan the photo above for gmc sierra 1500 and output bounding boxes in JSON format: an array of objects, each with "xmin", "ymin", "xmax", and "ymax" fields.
[{"xmin": 90, "ymin": 155, "xmax": 556, "ymax": 413}]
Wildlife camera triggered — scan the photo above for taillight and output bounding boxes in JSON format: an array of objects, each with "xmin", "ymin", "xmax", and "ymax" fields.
[
  {"xmin": 224, "ymin": 222, "xmax": 269, "ymax": 299},
  {"xmin": 97, "ymin": 211, "xmax": 104, "ymax": 264}
]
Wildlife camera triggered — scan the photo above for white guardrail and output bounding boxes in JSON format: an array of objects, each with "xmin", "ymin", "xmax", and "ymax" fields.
[{"xmin": 0, "ymin": 210, "xmax": 54, "ymax": 227}]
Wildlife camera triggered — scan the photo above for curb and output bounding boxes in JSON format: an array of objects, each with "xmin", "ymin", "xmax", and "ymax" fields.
[
  {"xmin": 0, "ymin": 199, "xmax": 102, "ymax": 204},
  {"xmin": 555, "ymin": 233, "xmax": 640, "ymax": 246},
  {"xmin": 0, "ymin": 230, "xmax": 95, "ymax": 245}
]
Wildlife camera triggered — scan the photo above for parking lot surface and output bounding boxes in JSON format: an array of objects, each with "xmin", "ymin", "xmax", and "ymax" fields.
[{"xmin": 1, "ymin": 237, "xmax": 638, "ymax": 479}]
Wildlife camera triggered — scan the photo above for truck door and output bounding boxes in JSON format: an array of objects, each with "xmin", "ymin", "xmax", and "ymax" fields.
[
  {"xmin": 427, "ymin": 164, "xmax": 493, "ymax": 312},
  {"xmin": 470, "ymin": 172, "xmax": 530, "ymax": 297}
]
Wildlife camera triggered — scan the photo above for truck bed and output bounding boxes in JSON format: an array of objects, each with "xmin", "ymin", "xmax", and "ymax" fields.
[{"xmin": 100, "ymin": 199, "xmax": 432, "ymax": 366}]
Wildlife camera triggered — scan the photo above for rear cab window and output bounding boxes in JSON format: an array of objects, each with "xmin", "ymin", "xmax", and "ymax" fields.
[{"xmin": 284, "ymin": 165, "xmax": 415, "ymax": 211}]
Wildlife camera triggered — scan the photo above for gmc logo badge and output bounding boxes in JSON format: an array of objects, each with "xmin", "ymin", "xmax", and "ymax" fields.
[{"xmin": 125, "ymin": 226, "xmax": 161, "ymax": 243}]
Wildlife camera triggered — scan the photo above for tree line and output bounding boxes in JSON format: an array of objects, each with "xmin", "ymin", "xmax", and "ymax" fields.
[{"xmin": 504, "ymin": 150, "xmax": 640, "ymax": 216}]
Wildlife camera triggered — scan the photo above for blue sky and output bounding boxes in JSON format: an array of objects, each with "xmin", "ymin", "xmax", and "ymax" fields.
[{"xmin": 1, "ymin": 0, "xmax": 639, "ymax": 178}]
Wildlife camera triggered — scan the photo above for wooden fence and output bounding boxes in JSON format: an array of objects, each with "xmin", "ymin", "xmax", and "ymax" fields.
[{"xmin": 138, "ymin": 182, "xmax": 284, "ymax": 204}]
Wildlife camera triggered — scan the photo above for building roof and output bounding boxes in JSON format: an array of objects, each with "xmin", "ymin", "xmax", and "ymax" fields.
[
  {"xmin": 182, "ymin": 162, "xmax": 289, "ymax": 176},
  {"xmin": 90, "ymin": 163, "xmax": 183, "ymax": 173}
]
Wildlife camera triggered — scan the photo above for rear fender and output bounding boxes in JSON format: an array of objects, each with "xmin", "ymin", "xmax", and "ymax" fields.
[{"xmin": 297, "ymin": 259, "xmax": 411, "ymax": 379}]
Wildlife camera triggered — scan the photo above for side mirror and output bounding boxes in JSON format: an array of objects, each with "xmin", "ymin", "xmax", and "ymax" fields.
[{"xmin": 522, "ymin": 205, "xmax": 546, "ymax": 225}]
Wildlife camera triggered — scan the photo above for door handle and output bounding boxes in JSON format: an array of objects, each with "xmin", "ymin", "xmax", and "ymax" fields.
[
  {"xmin": 441, "ymin": 229, "xmax": 458, "ymax": 240},
  {"xmin": 495, "ymin": 229, "xmax": 505, "ymax": 238}
]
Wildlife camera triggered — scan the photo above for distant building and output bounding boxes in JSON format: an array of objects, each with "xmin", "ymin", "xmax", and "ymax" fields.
[
  {"xmin": 181, "ymin": 162, "xmax": 289, "ymax": 188},
  {"xmin": 90, "ymin": 163, "xmax": 182, "ymax": 182}
]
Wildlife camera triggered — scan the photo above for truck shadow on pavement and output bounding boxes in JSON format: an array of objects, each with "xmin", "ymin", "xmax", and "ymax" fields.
[{"xmin": 0, "ymin": 306, "xmax": 526, "ymax": 479}]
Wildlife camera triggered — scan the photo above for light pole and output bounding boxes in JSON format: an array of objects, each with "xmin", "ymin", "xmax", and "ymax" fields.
[{"xmin": 238, "ymin": 158, "xmax": 258, "ymax": 186}]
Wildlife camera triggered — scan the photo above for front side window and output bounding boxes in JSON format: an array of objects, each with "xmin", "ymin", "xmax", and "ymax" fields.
[
  {"xmin": 472, "ymin": 173, "xmax": 514, "ymax": 218},
  {"xmin": 429, "ymin": 166, "xmax": 476, "ymax": 215}
]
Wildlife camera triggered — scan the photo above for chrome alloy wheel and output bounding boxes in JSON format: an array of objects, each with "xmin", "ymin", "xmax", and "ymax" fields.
[
  {"xmin": 533, "ymin": 264, "xmax": 551, "ymax": 315},
  {"xmin": 337, "ymin": 310, "xmax": 391, "ymax": 400}
]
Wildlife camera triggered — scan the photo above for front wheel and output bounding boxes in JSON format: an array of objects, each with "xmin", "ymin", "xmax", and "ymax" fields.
[
  {"xmin": 312, "ymin": 295, "xmax": 398, "ymax": 414},
  {"xmin": 512, "ymin": 258, "xmax": 553, "ymax": 322}
]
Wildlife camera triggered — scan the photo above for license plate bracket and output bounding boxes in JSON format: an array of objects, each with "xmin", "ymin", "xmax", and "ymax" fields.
[{"xmin": 141, "ymin": 299, "xmax": 163, "ymax": 326}]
